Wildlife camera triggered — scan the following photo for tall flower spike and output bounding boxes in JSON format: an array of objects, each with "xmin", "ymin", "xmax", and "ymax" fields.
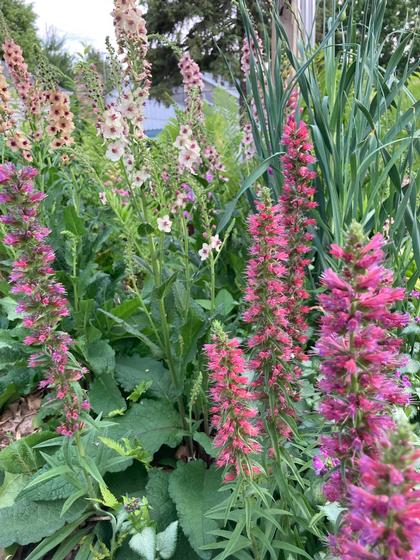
[
  {"xmin": 0, "ymin": 62, "xmax": 32, "ymax": 160},
  {"xmin": 0, "ymin": 62, "xmax": 14, "ymax": 133},
  {"xmin": 204, "ymin": 321, "xmax": 262, "ymax": 482},
  {"xmin": 243, "ymin": 187, "xmax": 298, "ymax": 438},
  {"xmin": 316, "ymin": 222, "xmax": 410, "ymax": 501},
  {"xmin": 178, "ymin": 52, "xmax": 226, "ymax": 180},
  {"xmin": 179, "ymin": 52, "xmax": 204, "ymax": 121},
  {"xmin": 46, "ymin": 89, "xmax": 75, "ymax": 150},
  {"xmin": 280, "ymin": 111, "xmax": 317, "ymax": 362},
  {"xmin": 330, "ymin": 427, "xmax": 420, "ymax": 560},
  {"xmin": 240, "ymin": 32, "xmax": 266, "ymax": 159},
  {"xmin": 2, "ymin": 38, "xmax": 44, "ymax": 117},
  {"xmin": 111, "ymin": 0, "xmax": 151, "ymax": 140},
  {"xmin": 0, "ymin": 163, "xmax": 89, "ymax": 436}
]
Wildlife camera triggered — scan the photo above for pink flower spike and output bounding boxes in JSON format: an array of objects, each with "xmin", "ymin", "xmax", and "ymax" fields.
[
  {"xmin": 0, "ymin": 163, "xmax": 89, "ymax": 436},
  {"xmin": 205, "ymin": 322, "xmax": 262, "ymax": 482},
  {"xmin": 316, "ymin": 222, "xmax": 410, "ymax": 500}
]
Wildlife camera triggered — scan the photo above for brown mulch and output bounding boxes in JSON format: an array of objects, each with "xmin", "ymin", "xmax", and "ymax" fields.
[{"xmin": 0, "ymin": 393, "xmax": 42, "ymax": 449}]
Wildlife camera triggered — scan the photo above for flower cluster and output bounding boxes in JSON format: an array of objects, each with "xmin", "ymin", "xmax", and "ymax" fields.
[
  {"xmin": 204, "ymin": 322, "xmax": 262, "ymax": 481},
  {"xmin": 0, "ymin": 49, "xmax": 33, "ymax": 160},
  {"xmin": 240, "ymin": 32, "xmax": 266, "ymax": 158},
  {"xmin": 330, "ymin": 427, "xmax": 420, "ymax": 560},
  {"xmin": 2, "ymin": 38, "xmax": 43, "ymax": 116},
  {"xmin": 240, "ymin": 33, "xmax": 264, "ymax": 79},
  {"xmin": 198, "ymin": 234, "xmax": 221, "ymax": 261},
  {"xmin": 112, "ymin": 0, "xmax": 148, "ymax": 55},
  {"xmin": 101, "ymin": 105, "xmax": 127, "ymax": 161},
  {"xmin": 174, "ymin": 124, "xmax": 201, "ymax": 173},
  {"xmin": 177, "ymin": 53, "xmax": 227, "ymax": 180},
  {"xmin": 202, "ymin": 145, "xmax": 226, "ymax": 180},
  {"xmin": 111, "ymin": 0, "xmax": 151, "ymax": 133},
  {"xmin": 243, "ymin": 188, "xmax": 297, "ymax": 437},
  {"xmin": 168, "ymin": 182, "xmax": 195, "ymax": 217},
  {"xmin": 46, "ymin": 90, "xmax": 75, "ymax": 149},
  {"xmin": 179, "ymin": 52, "xmax": 204, "ymax": 120},
  {"xmin": 316, "ymin": 223, "xmax": 410, "ymax": 500},
  {"xmin": 0, "ymin": 163, "xmax": 89, "ymax": 436},
  {"xmin": 280, "ymin": 113, "xmax": 317, "ymax": 361},
  {"xmin": 0, "ymin": 62, "xmax": 14, "ymax": 133},
  {"xmin": 241, "ymin": 123, "xmax": 256, "ymax": 160}
]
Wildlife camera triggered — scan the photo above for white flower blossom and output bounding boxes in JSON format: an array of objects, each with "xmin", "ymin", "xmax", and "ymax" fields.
[
  {"xmin": 198, "ymin": 243, "xmax": 211, "ymax": 261},
  {"xmin": 210, "ymin": 234, "xmax": 222, "ymax": 252},
  {"xmin": 157, "ymin": 215, "xmax": 172, "ymax": 233},
  {"xmin": 133, "ymin": 169, "xmax": 150, "ymax": 187},
  {"xmin": 106, "ymin": 141, "xmax": 125, "ymax": 161}
]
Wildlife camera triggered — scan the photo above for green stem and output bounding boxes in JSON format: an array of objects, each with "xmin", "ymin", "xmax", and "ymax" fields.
[
  {"xmin": 138, "ymin": 192, "xmax": 190, "ymax": 446},
  {"xmin": 75, "ymin": 432, "xmax": 96, "ymax": 500},
  {"xmin": 209, "ymin": 252, "xmax": 216, "ymax": 315},
  {"xmin": 180, "ymin": 215, "xmax": 191, "ymax": 313}
]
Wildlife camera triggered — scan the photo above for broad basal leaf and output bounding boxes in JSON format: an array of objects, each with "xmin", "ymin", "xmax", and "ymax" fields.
[
  {"xmin": 115, "ymin": 354, "xmax": 176, "ymax": 400},
  {"xmin": 86, "ymin": 340, "xmax": 115, "ymax": 376},
  {"xmin": 0, "ymin": 472, "xmax": 30, "ymax": 509},
  {"xmin": 146, "ymin": 469, "xmax": 177, "ymax": 531},
  {"xmin": 108, "ymin": 400, "xmax": 183, "ymax": 454},
  {"xmin": 0, "ymin": 432, "xmax": 58, "ymax": 474},
  {"xmin": 0, "ymin": 498, "xmax": 87, "ymax": 547},
  {"xmin": 168, "ymin": 461, "xmax": 225, "ymax": 559},
  {"xmin": 89, "ymin": 371, "xmax": 126, "ymax": 415}
]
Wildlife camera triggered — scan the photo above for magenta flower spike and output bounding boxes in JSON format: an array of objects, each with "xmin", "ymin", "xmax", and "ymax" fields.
[
  {"xmin": 243, "ymin": 188, "xmax": 299, "ymax": 437},
  {"xmin": 280, "ymin": 112, "xmax": 317, "ymax": 361},
  {"xmin": 316, "ymin": 222, "xmax": 410, "ymax": 500},
  {"xmin": 204, "ymin": 322, "xmax": 262, "ymax": 482},
  {"xmin": 0, "ymin": 163, "xmax": 89, "ymax": 436},
  {"xmin": 330, "ymin": 427, "xmax": 420, "ymax": 560}
]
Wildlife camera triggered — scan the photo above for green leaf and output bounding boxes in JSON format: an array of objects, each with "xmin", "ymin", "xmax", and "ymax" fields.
[
  {"xmin": 63, "ymin": 205, "xmax": 86, "ymax": 236},
  {"xmin": 23, "ymin": 465, "xmax": 72, "ymax": 491},
  {"xmin": 176, "ymin": 300, "xmax": 207, "ymax": 368},
  {"xmin": 20, "ymin": 468, "xmax": 78, "ymax": 502},
  {"xmin": 109, "ymin": 298, "xmax": 142, "ymax": 320},
  {"xmin": 168, "ymin": 461, "xmax": 226, "ymax": 559},
  {"xmin": 195, "ymin": 299, "xmax": 212, "ymax": 311},
  {"xmin": 115, "ymin": 540, "xmax": 140, "ymax": 560},
  {"xmin": 0, "ymin": 473, "xmax": 30, "ymax": 509},
  {"xmin": 50, "ymin": 526, "xmax": 91, "ymax": 560},
  {"xmin": 89, "ymin": 371, "xmax": 126, "ymax": 415},
  {"xmin": 146, "ymin": 469, "xmax": 177, "ymax": 532},
  {"xmin": 79, "ymin": 456, "xmax": 106, "ymax": 486},
  {"xmin": 0, "ymin": 383, "xmax": 18, "ymax": 408},
  {"xmin": 86, "ymin": 340, "xmax": 115, "ymax": 375},
  {"xmin": 157, "ymin": 521, "xmax": 178, "ymax": 559},
  {"xmin": 105, "ymin": 463, "xmax": 148, "ymax": 497},
  {"xmin": 108, "ymin": 400, "xmax": 183, "ymax": 454},
  {"xmin": 99, "ymin": 309, "xmax": 162, "ymax": 357},
  {"xmin": 192, "ymin": 433, "xmax": 217, "ymax": 458},
  {"xmin": 0, "ymin": 296, "xmax": 22, "ymax": 320},
  {"xmin": 0, "ymin": 432, "xmax": 58, "ymax": 474},
  {"xmin": 128, "ymin": 380, "xmax": 153, "ymax": 402},
  {"xmin": 319, "ymin": 502, "xmax": 346, "ymax": 525},
  {"xmin": 129, "ymin": 527, "xmax": 156, "ymax": 560},
  {"xmin": 115, "ymin": 354, "xmax": 176, "ymax": 400},
  {"xmin": 98, "ymin": 483, "xmax": 119, "ymax": 509},
  {"xmin": 0, "ymin": 497, "xmax": 86, "ymax": 547},
  {"xmin": 61, "ymin": 489, "xmax": 86, "ymax": 516},
  {"xmin": 271, "ymin": 540, "xmax": 314, "ymax": 559},
  {"xmin": 217, "ymin": 152, "xmax": 282, "ymax": 232},
  {"xmin": 215, "ymin": 289, "xmax": 237, "ymax": 316},
  {"xmin": 25, "ymin": 515, "xmax": 91, "ymax": 560}
]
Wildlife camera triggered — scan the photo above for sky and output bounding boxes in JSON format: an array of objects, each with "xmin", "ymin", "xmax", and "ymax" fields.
[{"xmin": 27, "ymin": 0, "xmax": 115, "ymax": 53}]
